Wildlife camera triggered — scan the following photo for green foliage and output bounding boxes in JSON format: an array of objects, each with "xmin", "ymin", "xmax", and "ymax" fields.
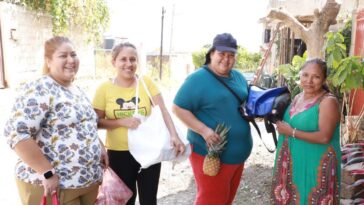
[
  {"xmin": 191, "ymin": 45, "xmax": 261, "ymax": 71},
  {"xmin": 277, "ymin": 53, "xmax": 307, "ymax": 98},
  {"xmin": 331, "ymin": 57, "xmax": 364, "ymax": 91},
  {"xmin": 8, "ymin": 0, "xmax": 110, "ymax": 43},
  {"xmin": 192, "ymin": 45, "xmax": 210, "ymax": 70},
  {"xmin": 340, "ymin": 18, "xmax": 352, "ymax": 56},
  {"xmin": 325, "ymin": 32, "xmax": 346, "ymax": 69},
  {"xmin": 235, "ymin": 47, "xmax": 261, "ymax": 71},
  {"xmin": 325, "ymin": 23, "xmax": 364, "ymax": 93},
  {"xmin": 324, "ymin": 19, "xmax": 364, "ymax": 143}
]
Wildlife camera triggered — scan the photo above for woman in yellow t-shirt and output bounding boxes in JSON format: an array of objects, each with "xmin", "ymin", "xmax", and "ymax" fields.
[{"xmin": 93, "ymin": 42, "xmax": 185, "ymax": 205}]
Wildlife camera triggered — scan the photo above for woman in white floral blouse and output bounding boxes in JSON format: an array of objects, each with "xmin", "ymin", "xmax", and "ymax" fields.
[{"xmin": 3, "ymin": 36, "xmax": 108, "ymax": 205}]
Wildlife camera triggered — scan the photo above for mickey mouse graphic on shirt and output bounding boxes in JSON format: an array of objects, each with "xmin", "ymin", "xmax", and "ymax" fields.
[
  {"xmin": 116, "ymin": 97, "xmax": 139, "ymax": 109},
  {"xmin": 113, "ymin": 97, "xmax": 147, "ymax": 119}
]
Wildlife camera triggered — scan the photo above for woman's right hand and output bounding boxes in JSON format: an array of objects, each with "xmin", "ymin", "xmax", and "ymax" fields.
[
  {"xmin": 42, "ymin": 174, "xmax": 59, "ymax": 196},
  {"xmin": 276, "ymin": 121, "xmax": 293, "ymax": 137},
  {"xmin": 201, "ymin": 126, "xmax": 220, "ymax": 147},
  {"xmin": 119, "ymin": 117, "xmax": 141, "ymax": 129}
]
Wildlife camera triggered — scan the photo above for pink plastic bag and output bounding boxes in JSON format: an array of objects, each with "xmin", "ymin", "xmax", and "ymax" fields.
[{"xmin": 95, "ymin": 168, "xmax": 133, "ymax": 205}]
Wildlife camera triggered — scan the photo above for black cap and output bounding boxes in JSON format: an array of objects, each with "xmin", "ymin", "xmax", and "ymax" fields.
[{"xmin": 213, "ymin": 33, "xmax": 237, "ymax": 53}]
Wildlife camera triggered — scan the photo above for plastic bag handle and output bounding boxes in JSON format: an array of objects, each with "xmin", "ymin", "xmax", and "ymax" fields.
[{"xmin": 40, "ymin": 193, "xmax": 59, "ymax": 205}]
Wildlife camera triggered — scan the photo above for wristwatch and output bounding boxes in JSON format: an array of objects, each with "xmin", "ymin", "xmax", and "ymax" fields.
[{"xmin": 43, "ymin": 168, "xmax": 56, "ymax": 179}]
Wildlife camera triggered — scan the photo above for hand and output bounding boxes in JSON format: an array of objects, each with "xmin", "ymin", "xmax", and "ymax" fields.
[
  {"xmin": 276, "ymin": 121, "xmax": 294, "ymax": 137},
  {"xmin": 121, "ymin": 117, "xmax": 141, "ymax": 129},
  {"xmin": 170, "ymin": 135, "xmax": 186, "ymax": 156},
  {"xmin": 100, "ymin": 145, "xmax": 109, "ymax": 168},
  {"xmin": 42, "ymin": 174, "xmax": 59, "ymax": 196},
  {"xmin": 201, "ymin": 126, "xmax": 220, "ymax": 148}
]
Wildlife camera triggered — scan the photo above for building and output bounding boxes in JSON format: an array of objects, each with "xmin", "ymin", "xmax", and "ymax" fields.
[{"xmin": 0, "ymin": 2, "xmax": 95, "ymax": 88}]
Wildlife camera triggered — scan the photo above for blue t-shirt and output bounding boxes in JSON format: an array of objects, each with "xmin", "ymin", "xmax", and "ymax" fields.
[{"xmin": 173, "ymin": 66, "xmax": 253, "ymax": 164}]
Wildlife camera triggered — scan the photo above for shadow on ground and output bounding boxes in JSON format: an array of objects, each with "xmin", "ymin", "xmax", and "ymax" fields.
[{"xmin": 157, "ymin": 163, "xmax": 273, "ymax": 205}]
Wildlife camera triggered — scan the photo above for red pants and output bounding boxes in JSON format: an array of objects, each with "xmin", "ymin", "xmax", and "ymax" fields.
[{"xmin": 189, "ymin": 151, "xmax": 245, "ymax": 205}]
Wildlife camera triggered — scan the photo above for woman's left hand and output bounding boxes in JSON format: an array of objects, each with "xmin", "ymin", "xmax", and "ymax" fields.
[
  {"xmin": 171, "ymin": 135, "xmax": 186, "ymax": 156},
  {"xmin": 100, "ymin": 145, "xmax": 109, "ymax": 168},
  {"xmin": 42, "ymin": 174, "xmax": 59, "ymax": 196},
  {"xmin": 276, "ymin": 121, "xmax": 294, "ymax": 137}
]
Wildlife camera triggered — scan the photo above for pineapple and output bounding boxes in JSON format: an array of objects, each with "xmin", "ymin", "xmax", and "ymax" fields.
[{"xmin": 203, "ymin": 124, "xmax": 230, "ymax": 176}]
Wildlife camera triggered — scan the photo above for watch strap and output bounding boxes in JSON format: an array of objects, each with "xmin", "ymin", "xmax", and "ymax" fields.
[{"xmin": 43, "ymin": 168, "xmax": 55, "ymax": 179}]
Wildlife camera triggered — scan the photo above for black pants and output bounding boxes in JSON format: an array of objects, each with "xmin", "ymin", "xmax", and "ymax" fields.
[{"xmin": 107, "ymin": 150, "xmax": 161, "ymax": 205}]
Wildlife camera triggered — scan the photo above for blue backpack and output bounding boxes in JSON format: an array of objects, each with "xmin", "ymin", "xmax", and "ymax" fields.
[
  {"xmin": 243, "ymin": 85, "xmax": 291, "ymax": 123},
  {"xmin": 240, "ymin": 85, "xmax": 291, "ymax": 152},
  {"xmin": 204, "ymin": 67, "xmax": 291, "ymax": 152}
]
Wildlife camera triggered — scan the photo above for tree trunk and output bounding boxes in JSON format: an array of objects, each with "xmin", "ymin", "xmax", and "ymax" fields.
[{"xmin": 267, "ymin": 0, "xmax": 340, "ymax": 59}]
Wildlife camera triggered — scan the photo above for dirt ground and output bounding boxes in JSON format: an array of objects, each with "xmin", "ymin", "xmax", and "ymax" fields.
[
  {"xmin": 0, "ymin": 79, "xmax": 276, "ymax": 205},
  {"xmin": 155, "ymin": 124, "xmax": 275, "ymax": 205}
]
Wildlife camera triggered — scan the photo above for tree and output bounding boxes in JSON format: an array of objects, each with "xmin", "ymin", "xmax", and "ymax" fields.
[
  {"xmin": 192, "ymin": 44, "xmax": 210, "ymax": 69},
  {"xmin": 7, "ymin": 0, "xmax": 109, "ymax": 43},
  {"xmin": 192, "ymin": 45, "xmax": 261, "ymax": 71},
  {"xmin": 325, "ymin": 28, "xmax": 364, "ymax": 144},
  {"xmin": 235, "ymin": 47, "xmax": 261, "ymax": 71},
  {"xmin": 267, "ymin": 0, "xmax": 340, "ymax": 59}
]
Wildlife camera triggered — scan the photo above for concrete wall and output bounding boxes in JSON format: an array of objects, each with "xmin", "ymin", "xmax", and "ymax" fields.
[
  {"xmin": 0, "ymin": 2, "xmax": 95, "ymax": 88},
  {"xmin": 268, "ymin": 0, "xmax": 328, "ymax": 16}
]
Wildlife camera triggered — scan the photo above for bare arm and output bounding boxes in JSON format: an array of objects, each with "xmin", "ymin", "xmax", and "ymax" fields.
[
  {"xmin": 172, "ymin": 104, "xmax": 220, "ymax": 147},
  {"xmin": 94, "ymin": 109, "xmax": 141, "ymax": 130},
  {"xmin": 276, "ymin": 97, "xmax": 340, "ymax": 144},
  {"xmin": 13, "ymin": 139, "xmax": 59, "ymax": 195},
  {"xmin": 153, "ymin": 94, "xmax": 185, "ymax": 154},
  {"xmin": 14, "ymin": 139, "xmax": 53, "ymax": 173}
]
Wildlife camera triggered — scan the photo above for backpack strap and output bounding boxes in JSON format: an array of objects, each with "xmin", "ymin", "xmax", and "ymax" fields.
[
  {"xmin": 203, "ymin": 67, "xmax": 275, "ymax": 152},
  {"xmin": 203, "ymin": 66, "xmax": 242, "ymax": 104},
  {"xmin": 264, "ymin": 117, "xmax": 277, "ymax": 153}
]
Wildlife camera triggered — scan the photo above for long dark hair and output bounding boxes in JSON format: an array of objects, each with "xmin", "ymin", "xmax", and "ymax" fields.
[
  {"xmin": 204, "ymin": 47, "xmax": 215, "ymax": 65},
  {"xmin": 300, "ymin": 58, "xmax": 330, "ymax": 92}
]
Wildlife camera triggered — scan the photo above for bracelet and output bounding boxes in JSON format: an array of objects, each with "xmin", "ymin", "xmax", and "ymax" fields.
[{"xmin": 292, "ymin": 128, "xmax": 297, "ymax": 138}]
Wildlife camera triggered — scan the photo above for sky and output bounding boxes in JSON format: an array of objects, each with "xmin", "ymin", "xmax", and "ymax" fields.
[{"xmin": 107, "ymin": 0, "xmax": 269, "ymax": 53}]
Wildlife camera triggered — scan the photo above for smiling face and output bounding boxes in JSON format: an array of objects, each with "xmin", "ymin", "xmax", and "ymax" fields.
[
  {"xmin": 300, "ymin": 63, "xmax": 326, "ymax": 95},
  {"xmin": 47, "ymin": 42, "xmax": 79, "ymax": 86},
  {"xmin": 209, "ymin": 50, "xmax": 236, "ymax": 77},
  {"xmin": 112, "ymin": 46, "xmax": 138, "ymax": 80}
]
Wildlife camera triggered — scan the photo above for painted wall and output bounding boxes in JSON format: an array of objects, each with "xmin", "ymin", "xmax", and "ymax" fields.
[{"xmin": 351, "ymin": 9, "xmax": 364, "ymax": 116}]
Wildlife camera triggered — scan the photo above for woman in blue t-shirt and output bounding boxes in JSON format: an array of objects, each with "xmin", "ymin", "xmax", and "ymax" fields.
[{"xmin": 172, "ymin": 33, "xmax": 252, "ymax": 205}]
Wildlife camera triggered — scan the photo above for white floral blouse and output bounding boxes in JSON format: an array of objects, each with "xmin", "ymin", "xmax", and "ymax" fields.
[{"xmin": 3, "ymin": 75, "xmax": 103, "ymax": 189}]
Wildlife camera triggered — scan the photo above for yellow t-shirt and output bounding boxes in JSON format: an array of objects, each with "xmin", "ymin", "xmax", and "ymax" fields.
[{"xmin": 93, "ymin": 76, "xmax": 160, "ymax": 150}]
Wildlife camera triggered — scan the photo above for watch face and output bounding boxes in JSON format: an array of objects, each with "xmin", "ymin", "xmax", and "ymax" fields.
[{"xmin": 44, "ymin": 170, "xmax": 54, "ymax": 179}]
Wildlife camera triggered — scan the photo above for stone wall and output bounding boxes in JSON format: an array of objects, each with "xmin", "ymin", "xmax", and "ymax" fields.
[{"xmin": 0, "ymin": 2, "xmax": 95, "ymax": 88}]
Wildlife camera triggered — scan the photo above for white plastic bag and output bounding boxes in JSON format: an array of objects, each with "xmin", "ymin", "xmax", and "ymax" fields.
[{"xmin": 127, "ymin": 78, "xmax": 191, "ymax": 169}]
